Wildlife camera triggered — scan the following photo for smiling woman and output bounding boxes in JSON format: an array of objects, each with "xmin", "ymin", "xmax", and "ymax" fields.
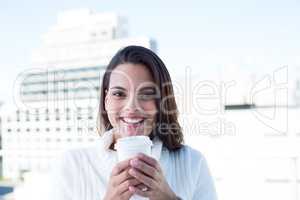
[
  {"xmin": 99, "ymin": 46, "xmax": 183, "ymax": 150},
  {"xmin": 39, "ymin": 46, "xmax": 218, "ymax": 200}
]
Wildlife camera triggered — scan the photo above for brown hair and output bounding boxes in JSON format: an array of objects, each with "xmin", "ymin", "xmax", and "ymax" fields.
[{"xmin": 98, "ymin": 45, "xmax": 183, "ymax": 151}]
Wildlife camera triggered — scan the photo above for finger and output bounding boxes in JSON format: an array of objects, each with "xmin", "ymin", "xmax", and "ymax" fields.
[
  {"xmin": 136, "ymin": 183, "xmax": 148, "ymax": 191},
  {"xmin": 130, "ymin": 158, "xmax": 157, "ymax": 178},
  {"xmin": 117, "ymin": 178, "xmax": 141, "ymax": 194},
  {"xmin": 120, "ymin": 189, "xmax": 134, "ymax": 199},
  {"xmin": 136, "ymin": 153, "xmax": 160, "ymax": 171},
  {"xmin": 111, "ymin": 159, "xmax": 131, "ymax": 176},
  {"xmin": 129, "ymin": 186, "xmax": 151, "ymax": 198},
  {"xmin": 129, "ymin": 168, "xmax": 156, "ymax": 189},
  {"xmin": 114, "ymin": 169, "xmax": 131, "ymax": 185}
]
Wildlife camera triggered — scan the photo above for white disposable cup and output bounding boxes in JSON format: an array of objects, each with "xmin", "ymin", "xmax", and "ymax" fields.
[
  {"xmin": 115, "ymin": 136, "xmax": 153, "ymax": 160},
  {"xmin": 115, "ymin": 136, "xmax": 153, "ymax": 200}
]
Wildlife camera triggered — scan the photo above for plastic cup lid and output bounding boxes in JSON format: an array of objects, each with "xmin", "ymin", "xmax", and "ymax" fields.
[{"xmin": 115, "ymin": 135, "xmax": 152, "ymax": 150}]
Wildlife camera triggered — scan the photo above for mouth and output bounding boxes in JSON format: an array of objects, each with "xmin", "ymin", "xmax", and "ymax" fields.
[
  {"xmin": 120, "ymin": 117, "xmax": 145, "ymax": 125},
  {"xmin": 118, "ymin": 116, "xmax": 149, "ymax": 136}
]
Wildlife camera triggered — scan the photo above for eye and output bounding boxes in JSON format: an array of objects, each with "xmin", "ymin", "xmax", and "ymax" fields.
[
  {"xmin": 112, "ymin": 91, "xmax": 126, "ymax": 98},
  {"xmin": 138, "ymin": 92, "xmax": 157, "ymax": 101}
]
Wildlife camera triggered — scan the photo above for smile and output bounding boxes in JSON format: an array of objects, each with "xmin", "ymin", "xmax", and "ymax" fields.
[{"xmin": 120, "ymin": 117, "xmax": 145, "ymax": 124}]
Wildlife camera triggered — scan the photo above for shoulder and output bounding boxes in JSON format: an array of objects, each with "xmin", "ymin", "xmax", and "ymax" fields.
[
  {"xmin": 161, "ymin": 145, "xmax": 215, "ymax": 198},
  {"xmin": 178, "ymin": 145, "xmax": 203, "ymax": 158},
  {"xmin": 52, "ymin": 143, "xmax": 100, "ymax": 171},
  {"xmin": 49, "ymin": 144, "xmax": 100, "ymax": 184},
  {"xmin": 168, "ymin": 145, "xmax": 205, "ymax": 165},
  {"xmin": 164, "ymin": 145, "xmax": 207, "ymax": 179},
  {"xmin": 175, "ymin": 147, "xmax": 218, "ymax": 199}
]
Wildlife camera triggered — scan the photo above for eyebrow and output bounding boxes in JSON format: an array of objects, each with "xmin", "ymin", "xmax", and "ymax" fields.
[
  {"xmin": 109, "ymin": 86, "xmax": 156, "ymax": 92},
  {"xmin": 110, "ymin": 86, "xmax": 126, "ymax": 90}
]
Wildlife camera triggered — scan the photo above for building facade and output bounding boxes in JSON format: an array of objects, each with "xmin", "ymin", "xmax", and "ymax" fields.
[{"xmin": 0, "ymin": 9, "xmax": 156, "ymax": 180}]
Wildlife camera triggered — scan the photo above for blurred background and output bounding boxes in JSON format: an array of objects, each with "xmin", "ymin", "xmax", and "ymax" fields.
[{"xmin": 1, "ymin": 0, "xmax": 300, "ymax": 199}]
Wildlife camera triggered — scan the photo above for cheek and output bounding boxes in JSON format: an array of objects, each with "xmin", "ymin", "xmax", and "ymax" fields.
[
  {"xmin": 141, "ymin": 101, "xmax": 157, "ymax": 116},
  {"xmin": 106, "ymin": 100, "xmax": 123, "ymax": 112},
  {"xmin": 105, "ymin": 101, "xmax": 124, "ymax": 125}
]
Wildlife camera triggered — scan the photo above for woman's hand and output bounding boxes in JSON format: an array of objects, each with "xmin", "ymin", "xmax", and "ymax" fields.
[
  {"xmin": 128, "ymin": 153, "xmax": 178, "ymax": 200},
  {"xmin": 103, "ymin": 159, "xmax": 141, "ymax": 200}
]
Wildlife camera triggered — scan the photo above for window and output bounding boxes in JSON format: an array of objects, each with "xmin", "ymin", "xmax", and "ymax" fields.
[
  {"xmin": 88, "ymin": 107, "xmax": 93, "ymax": 120},
  {"xmin": 45, "ymin": 108, "xmax": 49, "ymax": 121},
  {"xmin": 77, "ymin": 107, "xmax": 82, "ymax": 120},
  {"xmin": 16, "ymin": 110, "xmax": 20, "ymax": 122},
  {"xmin": 26, "ymin": 110, "xmax": 30, "ymax": 121},
  {"xmin": 35, "ymin": 109, "xmax": 39, "ymax": 121},
  {"xmin": 66, "ymin": 107, "xmax": 71, "ymax": 120},
  {"xmin": 55, "ymin": 108, "xmax": 60, "ymax": 120}
]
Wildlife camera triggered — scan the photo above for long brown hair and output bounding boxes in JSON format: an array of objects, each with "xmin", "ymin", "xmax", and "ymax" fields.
[{"xmin": 98, "ymin": 45, "xmax": 183, "ymax": 151}]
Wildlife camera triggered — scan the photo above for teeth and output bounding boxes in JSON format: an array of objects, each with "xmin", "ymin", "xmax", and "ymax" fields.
[{"xmin": 122, "ymin": 117, "xmax": 144, "ymax": 124}]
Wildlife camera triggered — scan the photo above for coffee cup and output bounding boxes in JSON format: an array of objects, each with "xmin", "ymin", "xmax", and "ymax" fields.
[{"xmin": 115, "ymin": 136, "xmax": 153, "ymax": 200}]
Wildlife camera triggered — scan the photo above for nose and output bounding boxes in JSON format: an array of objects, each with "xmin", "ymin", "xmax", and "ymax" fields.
[{"xmin": 123, "ymin": 95, "xmax": 140, "ymax": 112}]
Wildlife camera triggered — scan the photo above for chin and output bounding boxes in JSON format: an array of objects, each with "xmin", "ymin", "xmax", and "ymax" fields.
[{"xmin": 125, "ymin": 131, "xmax": 144, "ymax": 137}]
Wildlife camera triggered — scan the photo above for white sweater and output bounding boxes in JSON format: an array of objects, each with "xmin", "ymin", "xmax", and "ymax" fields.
[{"xmin": 28, "ymin": 129, "xmax": 217, "ymax": 200}]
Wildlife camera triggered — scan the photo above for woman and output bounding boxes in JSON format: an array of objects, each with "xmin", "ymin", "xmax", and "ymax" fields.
[{"xmin": 46, "ymin": 46, "xmax": 217, "ymax": 200}]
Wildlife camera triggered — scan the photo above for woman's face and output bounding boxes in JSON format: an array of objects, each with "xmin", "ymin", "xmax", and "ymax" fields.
[{"xmin": 105, "ymin": 63, "xmax": 158, "ymax": 139}]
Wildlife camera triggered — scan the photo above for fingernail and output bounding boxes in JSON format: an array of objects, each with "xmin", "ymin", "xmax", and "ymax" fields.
[
  {"xmin": 129, "ymin": 186, "xmax": 135, "ymax": 192},
  {"xmin": 129, "ymin": 168, "xmax": 134, "ymax": 174},
  {"xmin": 130, "ymin": 159, "xmax": 138, "ymax": 166}
]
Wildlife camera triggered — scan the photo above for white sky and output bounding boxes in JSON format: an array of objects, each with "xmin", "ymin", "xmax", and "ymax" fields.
[{"xmin": 1, "ymin": 0, "xmax": 300, "ymax": 104}]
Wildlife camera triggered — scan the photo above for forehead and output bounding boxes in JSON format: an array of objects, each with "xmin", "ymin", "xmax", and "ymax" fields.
[{"xmin": 109, "ymin": 63, "xmax": 155, "ymax": 88}]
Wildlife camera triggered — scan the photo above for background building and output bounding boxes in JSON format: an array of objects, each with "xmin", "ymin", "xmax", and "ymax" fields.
[{"xmin": 0, "ymin": 9, "xmax": 156, "ymax": 180}]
